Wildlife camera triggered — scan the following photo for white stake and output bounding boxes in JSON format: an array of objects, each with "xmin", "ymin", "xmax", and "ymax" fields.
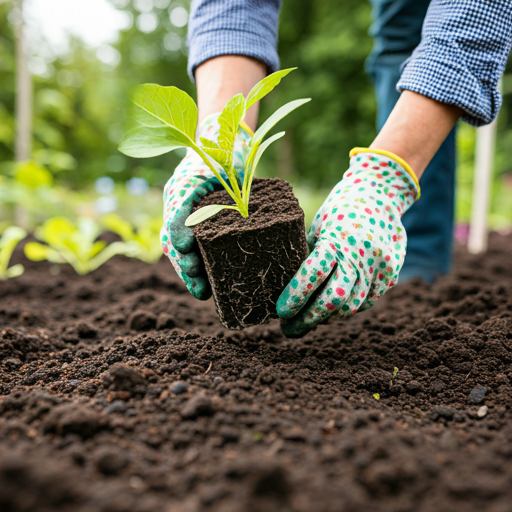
[{"xmin": 467, "ymin": 91, "xmax": 500, "ymax": 254}]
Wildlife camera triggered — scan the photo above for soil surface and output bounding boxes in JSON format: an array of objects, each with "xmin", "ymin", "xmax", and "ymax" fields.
[
  {"xmin": 2, "ymin": 233, "xmax": 512, "ymax": 512},
  {"xmin": 193, "ymin": 178, "xmax": 308, "ymax": 330}
]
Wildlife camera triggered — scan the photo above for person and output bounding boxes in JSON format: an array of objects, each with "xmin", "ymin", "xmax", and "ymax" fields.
[{"xmin": 160, "ymin": 0, "xmax": 512, "ymax": 337}]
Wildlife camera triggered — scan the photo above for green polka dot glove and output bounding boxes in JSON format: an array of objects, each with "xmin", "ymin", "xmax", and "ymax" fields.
[
  {"xmin": 160, "ymin": 114, "xmax": 252, "ymax": 300},
  {"xmin": 277, "ymin": 148, "xmax": 420, "ymax": 338}
]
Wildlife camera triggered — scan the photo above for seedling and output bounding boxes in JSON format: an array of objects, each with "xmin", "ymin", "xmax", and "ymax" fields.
[
  {"xmin": 390, "ymin": 367, "xmax": 399, "ymax": 388},
  {"xmin": 24, "ymin": 217, "xmax": 138, "ymax": 275},
  {"xmin": 118, "ymin": 68, "xmax": 310, "ymax": 226},
  {"xmin": 373, "ymin": 393, "xmax": 380, "ymax": 401},
  {"xmin": 0, "ymin": 226, "xmax": 27, "ymax": 280},
  {"xmin": 101, "ymin": 214, "xmax": 162, "ymax": 264}
]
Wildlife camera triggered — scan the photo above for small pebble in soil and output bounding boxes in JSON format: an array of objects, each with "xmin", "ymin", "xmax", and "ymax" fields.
[
  {"xmin": 468, "ymin": 385, "xmax": 488, "ymax": 404},
  {"xmin": 172, "ymin": 382, "xmax": 188, "ymax": 395},
  {"xmin": 428, "ymin": 406, "xmax": 456, "ymax": 422},
  {"xmin": 105, "ymin": 400, "xmax": 127, "ymax": 414},
  {"xmin": 156, "ymin": 312, "xmax": 177, "ymax": 330},
  {"xmin": 43, "ymin": 403, "xmax": 100, "ymax": 438},
  {"xmin": 181, "ymin": 395, "xmax": 215, "ymax": 419},
  {"xmin": 94, "ymin": 446, "xmax": 129, "ymax": 476},
  {"xmin": 477, "ymin": 405, "xmax": 489, "ymax": 418},
  {"xmin": 105, "ymin": 363, "xmax": 147, "ymax": 393},
  {"xmin": 405, "ymin": 380, "xmax": 423, "ymax": 395},
  {"xmin": 128, "ymin": 310, "xmax": 157, "ymax": 331}
]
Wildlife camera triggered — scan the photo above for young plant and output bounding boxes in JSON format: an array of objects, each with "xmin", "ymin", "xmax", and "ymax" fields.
[
  {"xmin": 0, "ymin": 226, "xmax": 27, "ymax": 280},
  {"xmin": 118, "ymin": 68, "xmax": 310, "ymax": 226},
  {"xmin": 24, "ymin": 217, "xmax": 138, "ymax": 275},
  {"xmin": 101, "ymin": 213, "xmax": 163, "ymax": 264}
]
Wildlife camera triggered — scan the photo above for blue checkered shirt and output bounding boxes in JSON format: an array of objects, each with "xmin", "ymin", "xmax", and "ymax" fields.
[{"xmin": 188, "ymin": 0, "xmax": 512, "ymax": 127}]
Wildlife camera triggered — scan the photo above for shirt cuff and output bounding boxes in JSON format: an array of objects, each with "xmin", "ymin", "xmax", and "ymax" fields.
[
  {"xmin": 397, "ymin": 38, "xmax": 502, "ymax": 127},
  {"xmin": 187, "ymin": 28, "xmax": 280, "ymax": 82}
]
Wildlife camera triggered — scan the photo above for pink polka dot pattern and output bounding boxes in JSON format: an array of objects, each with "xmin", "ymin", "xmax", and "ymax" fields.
[{"xmin": 277, "ymin": 151, "xmax": 419, "ymax": 337}]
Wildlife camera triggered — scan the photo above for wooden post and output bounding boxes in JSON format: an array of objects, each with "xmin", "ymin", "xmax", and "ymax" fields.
[
  {"xmin": 467, "ymin": 91, "xmax": 500, "ymax": 255},
  {"xmin": 14, "ymin": 0, "xmax": 32, "ymax": 162}
]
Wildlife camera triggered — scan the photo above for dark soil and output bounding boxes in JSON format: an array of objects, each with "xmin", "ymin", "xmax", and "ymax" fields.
[
  {"xmin": 2, "ymin": 233, "xmax": 512, "ymax": 512},
  {"xmin": 193, "ymin": 178, "xmax": 308, "ymax": 329}
]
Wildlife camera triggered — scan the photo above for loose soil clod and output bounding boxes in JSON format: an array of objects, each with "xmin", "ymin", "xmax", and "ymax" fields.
[{"xmin": 1, "ymin": 233, "xmax": 512, "ymax": 511}]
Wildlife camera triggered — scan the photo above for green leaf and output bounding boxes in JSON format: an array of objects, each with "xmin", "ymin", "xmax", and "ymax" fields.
[
  {"xmin": 373, "ymin": 393, "xmax": 380, "ymax": 400},
  {"xmin": 101, "ymin": 213, "xmax": 135, "ymax": 242},
  {"xmin": 0, "ymin": 226, "xmax": 27, "ymax": 279},
  {"xmin": 217, "ymin": 93, "xmax": 246, "ymax": 175},
  {"xmin": 88, "ymin": 240, "xmax": 107, "ymax": 259},
  {"xmin": 14, "ymin": 161, "xmax": 53, "ymax": 188},
  {"xmin": 251, "ymin": 98, "xmax": 311, "ymax": 148},
  {"xmin": 199, "ymin": 138, "xmax": 220, "ymax": 150},
  {"xmin": 6, "ymin": 264, "xmax": 24, "ymax": 278},
  {"xmin": 0, "ymin": 226, "xmax": 27, "ymax": 248},
  {"xmin": 250, "ymin": 131, "xmax": 286, "ymax": 176},
  {"xmin": 118, "ymin": 84, "xmax": 198, "ymax": 158},
  {"xmin": 185, "ymin": 204, "xmax": 235, "ymax": 227},
  {"xmin": 24, "ymin": 242, "xmax": 63, "ymax": 263},
  {"xmin": 244, "ymin": 132, "xmax": 285, "ymax": 200},
  {"xmin": 245, "ymin": 68, "xmax": 296, "ymax": 111}
]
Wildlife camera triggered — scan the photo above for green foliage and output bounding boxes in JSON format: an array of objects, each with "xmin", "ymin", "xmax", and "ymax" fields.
[
  {"xmin": 0, "ymin": 226, "xmax": 26, "ymax": 280},
  {"xmin": 13, "ymin": 161, "xmax": 54, "ymax": 188},
  {"xmin": 24, "ymin": 217, "xmax": 138, "ymax": 275},
  {"xmin": 2, "ymin": 0, "xmax": 512, "ymax": 229},
  {"xmin": 120, "ymin": 69, "xmax": 309, "ymax": 224},
  {"xmin": 119, "ymin": 84, "xmax": 198, "ymax": 158},
  {"xmin": 100, "ymin": 213, "xmax": 163, "ymax": 264},
  {"xmin": 373, "ymin": 393, "xmax": 380, "ymax": 400}
]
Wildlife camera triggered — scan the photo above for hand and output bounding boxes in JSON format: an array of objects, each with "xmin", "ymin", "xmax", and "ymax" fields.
[
  {"xmin": 276, "ymin": 149, "xmax": 420, "ymax": 337},
  {"xmin": 160, "ymin": 114, "xmax": 252, "ymax": 299}
]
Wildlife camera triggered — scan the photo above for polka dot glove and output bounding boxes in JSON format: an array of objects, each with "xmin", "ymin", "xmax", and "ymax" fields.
[
  {"xmin": 277, "ymin": 149, "xmax": 420, "ymax": 338},
  {"xmin": 160, "ymin": 114, "xmax": 252, "ymax": 300}
]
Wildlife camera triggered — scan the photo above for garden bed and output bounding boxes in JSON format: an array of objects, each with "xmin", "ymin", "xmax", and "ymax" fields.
[{"xmin": 1, "ymin": 233, "xmax": 512, "ymax": 512}]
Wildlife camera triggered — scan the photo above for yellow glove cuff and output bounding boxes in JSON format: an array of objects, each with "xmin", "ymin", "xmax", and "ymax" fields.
[
  {"xmin": 349, "ymin": 147, "xmax": 421, "ymax": 200},
  {"xmin": 239, "ymin": 121, "xmax": 254, "ymax": 137}
]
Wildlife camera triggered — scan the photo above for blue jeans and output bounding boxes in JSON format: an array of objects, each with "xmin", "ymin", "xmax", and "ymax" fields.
[{"xmin": 366, "ymin": 0, "xmax": 456, "ymax": 282}]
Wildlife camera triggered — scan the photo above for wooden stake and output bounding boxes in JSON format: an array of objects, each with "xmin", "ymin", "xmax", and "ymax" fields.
[{"xmin": 14, "ymin": 0, "xmax": 32, "ymax": 162}]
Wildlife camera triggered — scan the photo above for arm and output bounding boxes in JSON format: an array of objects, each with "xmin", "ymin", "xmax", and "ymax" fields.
[
  {"xmin": 196, "ymin": 56, "xmax": 266, "ymax": 130},
  {"xmin": 370, "ymin": 90, "xmax": 462, "ymax": 179},
  {"xmin": 373, "ymin": 0, "xmax": 512, "ymax": 179},
  {"xmin": 188, "ymin": 0, "xmax": 283, "ymax": 128}
]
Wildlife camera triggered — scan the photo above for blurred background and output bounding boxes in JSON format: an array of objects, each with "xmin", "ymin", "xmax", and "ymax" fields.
[{"xmin": 1, "ymin": 0, "xmax": 512, "ymax": 235}]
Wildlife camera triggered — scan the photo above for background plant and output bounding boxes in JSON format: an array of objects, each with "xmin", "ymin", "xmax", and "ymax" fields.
[
  {"xmin": 101, "ymin": 213, "xmax": 162, "ymax": 263},
  {"xmin": 24, "ymin": 217, "xmax": 138, "ymax": 275},
  {"xmin": 0, "ymin": 225, "xmax": 27, "ymax": 279}
]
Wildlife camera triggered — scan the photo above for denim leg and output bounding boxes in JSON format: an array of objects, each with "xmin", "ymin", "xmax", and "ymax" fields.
[{"xmin": 367, "ymin": 0, "xmax": 456, "ymax": 282}]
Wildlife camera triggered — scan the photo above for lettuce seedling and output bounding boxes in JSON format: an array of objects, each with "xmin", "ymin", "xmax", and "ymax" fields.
[
  {"xmin": 24, "ymin": 217, "xmax": 138, "ymax": 275},
  {"xmin": 0, "ymin": 226, "xmax": 27, "ymax": 280},
  {"xmin": 118, "ymin": 68, "xmax": 310, "ymax": 226},
  {"xmin": 101, "ymin": 214, "xmax": 162, "ymax": 264}
]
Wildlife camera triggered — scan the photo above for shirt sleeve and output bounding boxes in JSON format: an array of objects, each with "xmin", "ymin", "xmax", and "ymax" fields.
[
  {"xmin": 187, "ymin": 0, "xmax": 282, "ymax": 82},
  {"xmin": 397, "ymin": 0, "xmax": 512, "ymax": 127}
]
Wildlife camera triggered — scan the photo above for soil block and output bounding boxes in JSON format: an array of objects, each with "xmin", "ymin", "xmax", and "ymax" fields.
[{"xmin": 192, "ymin": 178, "xmax": 309, "ymax": 329}]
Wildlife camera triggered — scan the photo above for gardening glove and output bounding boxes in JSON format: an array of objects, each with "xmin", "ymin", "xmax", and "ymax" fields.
[
  {"xmin": 160, "ymin": 114, "xmax": 253, "ymax": 300},
  {"xmin": 277, "ymin": 148, "xmax": 420, "ymax": 338}
]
